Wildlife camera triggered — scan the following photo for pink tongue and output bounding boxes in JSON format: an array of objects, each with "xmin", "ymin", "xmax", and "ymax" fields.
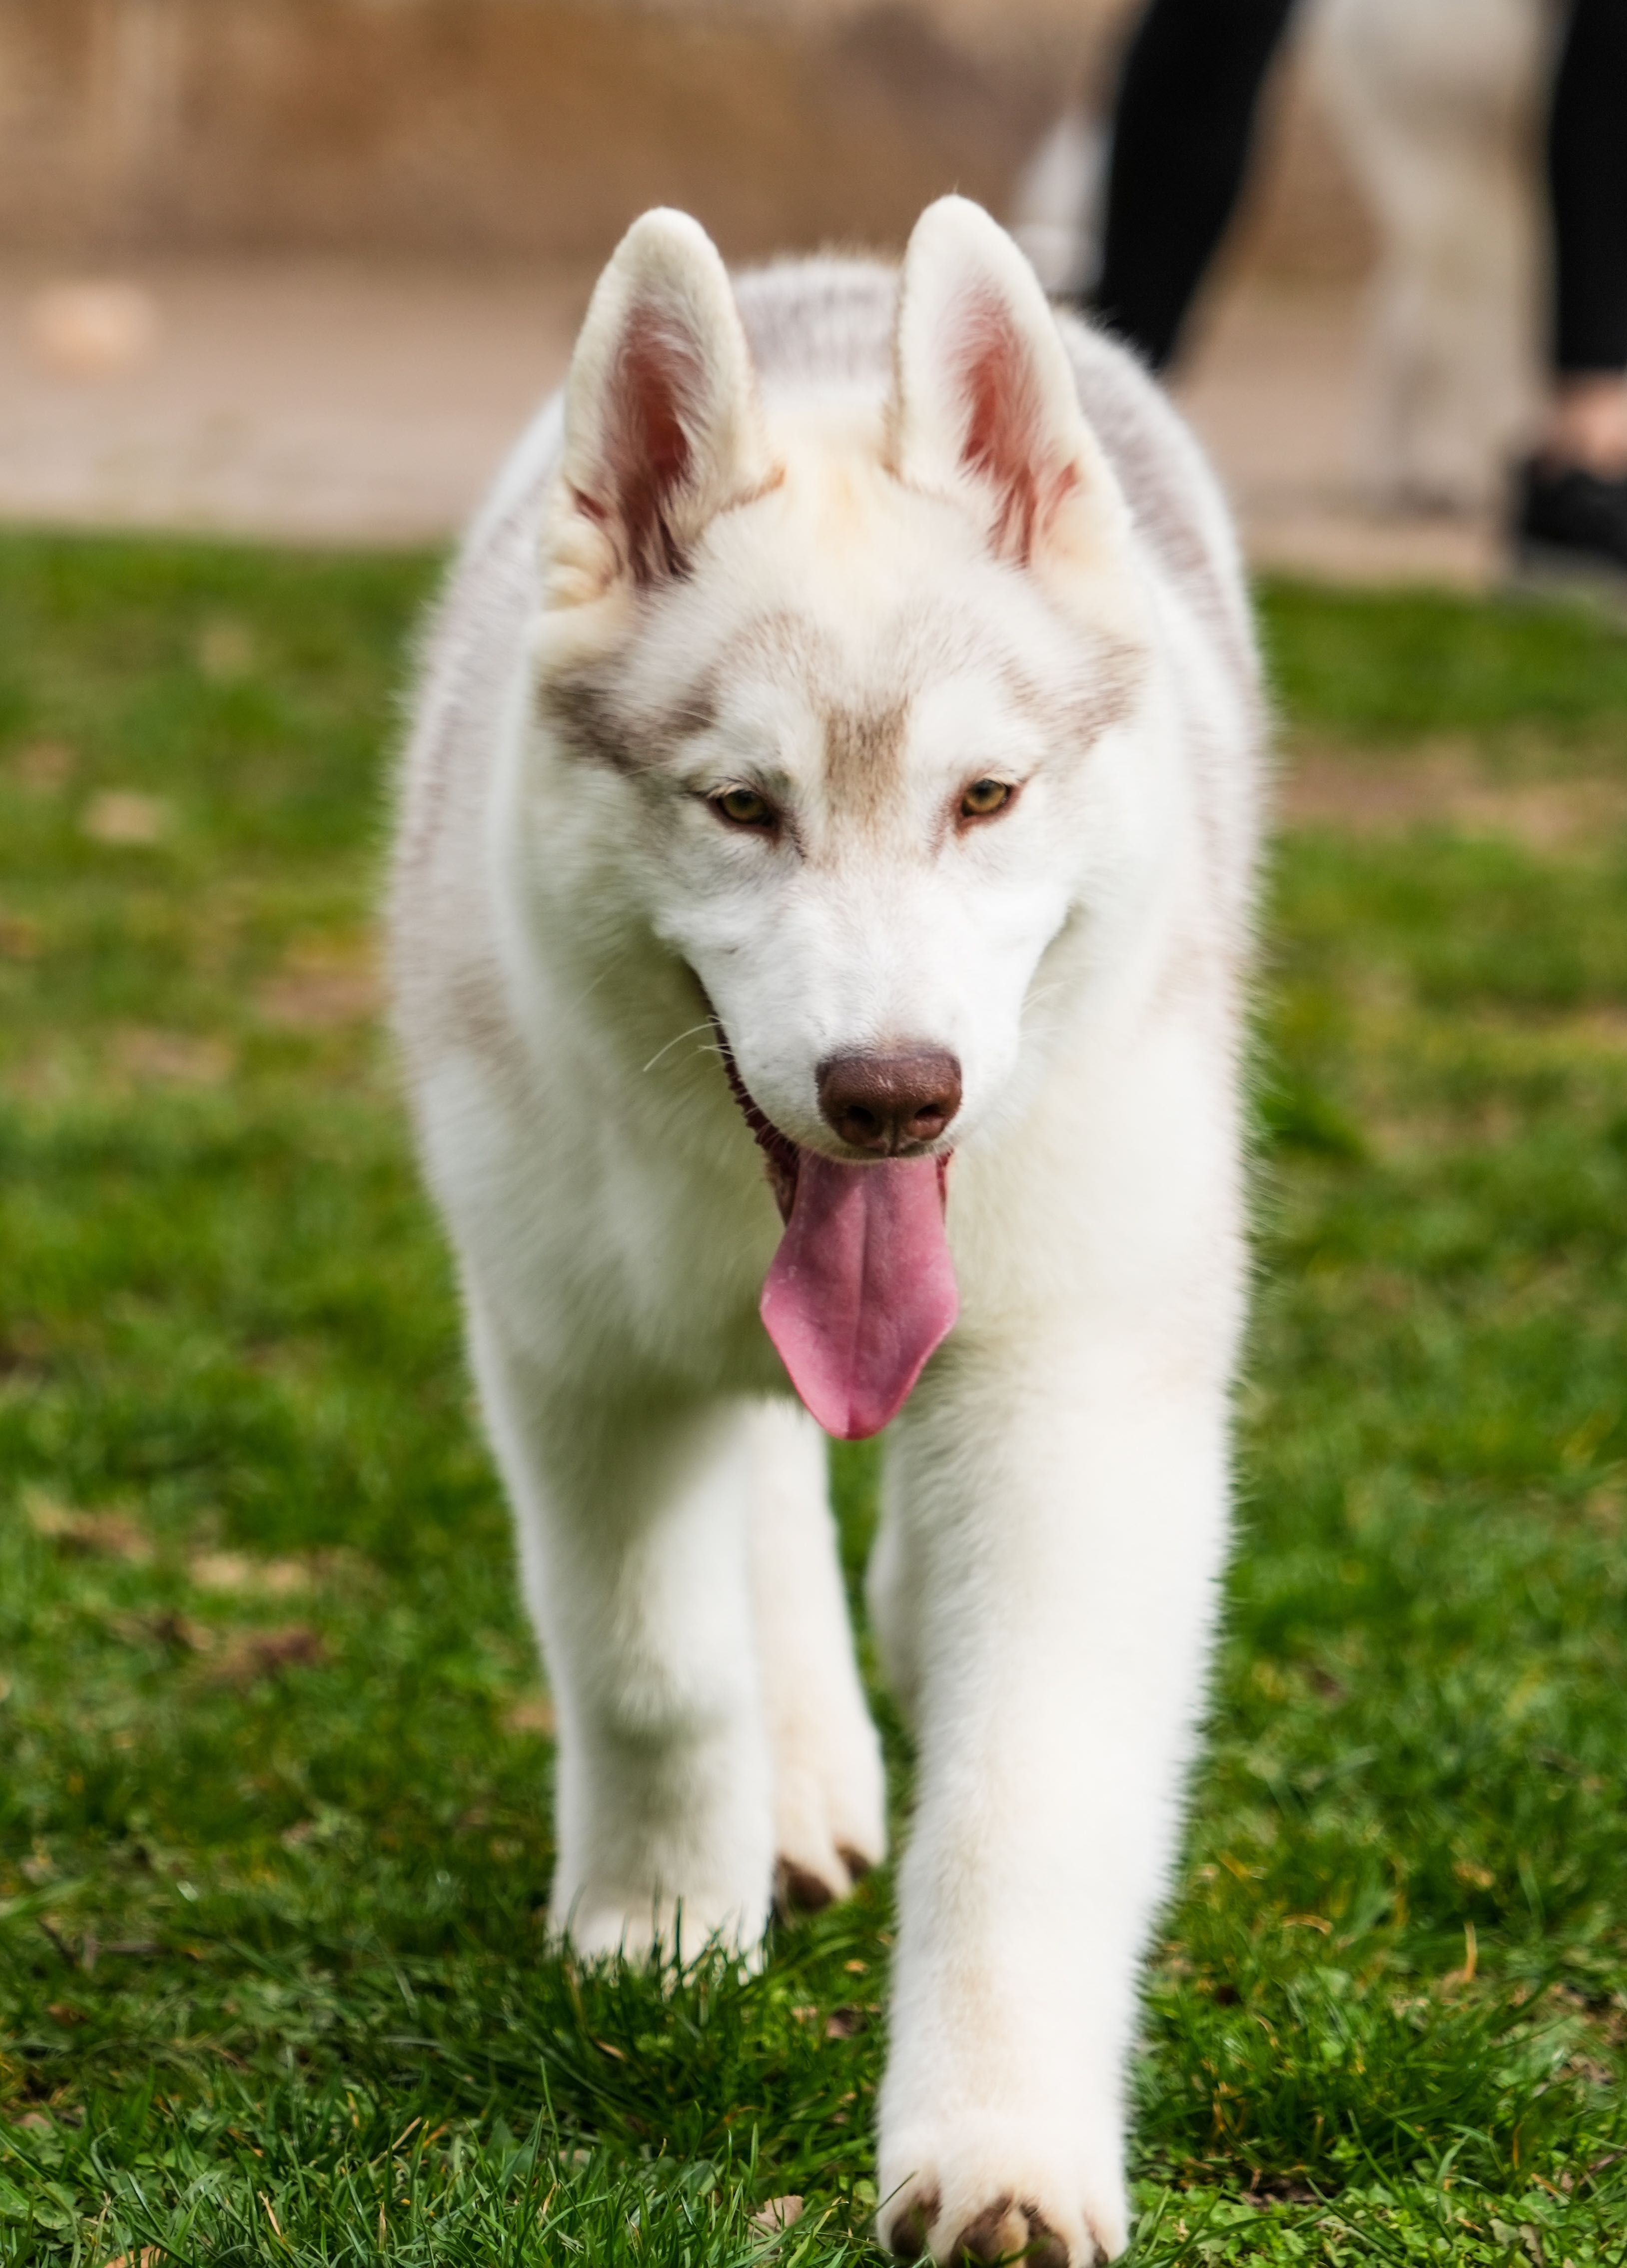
[{"xmin": 761, "ymin": 1152, "xmax": 958, "ymax": 1441}]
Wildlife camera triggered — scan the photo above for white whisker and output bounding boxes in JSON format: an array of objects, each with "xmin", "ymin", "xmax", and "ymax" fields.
[{"xmin": 643, "ymin": 1020, "xmax": 716, "ymax": 1075}]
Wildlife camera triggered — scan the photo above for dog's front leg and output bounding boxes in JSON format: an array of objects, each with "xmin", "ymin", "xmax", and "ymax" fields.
[
  {"xmin": 471, "ymin": 1309, "xmax": 776, "ymax": 1962},
  {"xmin": 747, "ymin": 1399, "xmax": 887, "ymax": 1912},
  {"xmin": 875, "ymin": 1343, "xmax": 1231, "ymax": 2266}
]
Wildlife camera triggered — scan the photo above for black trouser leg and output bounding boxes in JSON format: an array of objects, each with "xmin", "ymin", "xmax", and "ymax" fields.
[
  {"xmin": 1548, "ymin": 0, "xmax": 1627, "ymax": 376},
  {"xmin": 1089, "ymin": 0, "xmax": 1300, "ymax": 371}
]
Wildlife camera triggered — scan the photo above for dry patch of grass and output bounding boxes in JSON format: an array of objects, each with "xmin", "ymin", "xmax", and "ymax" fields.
[{"xmin": 1282, "ymin": 741, "xmax": 1627, "ymax": 848}]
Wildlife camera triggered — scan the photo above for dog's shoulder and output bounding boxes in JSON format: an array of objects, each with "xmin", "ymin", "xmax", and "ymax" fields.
[
  {"xmin": 389, "ymin": 401, "xmax": 557, "ymax": 1064},
  {"xmin": 1036, "ymin": 314, "xmax": 1263, "ymax": 935},
  {"xmin": 1058, "ymin": 314, "xmax": 1256, "ymax": 690}
]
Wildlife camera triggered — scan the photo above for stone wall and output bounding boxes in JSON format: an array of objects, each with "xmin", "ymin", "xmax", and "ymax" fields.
[
  {"xmin": 0, "ymin": 0, "xmax": 1077, "ymax": 261},
  {"xmin": 0, "ymin": 0, "xmax": 1369, "ymax": 274}
]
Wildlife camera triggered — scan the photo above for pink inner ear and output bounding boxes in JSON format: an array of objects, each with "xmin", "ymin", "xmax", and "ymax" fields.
[
  {"xmin": 597, "ymin": 308, "xmax": 700, "ymax": 583},
  {"xmin": 953, "ymin": 290, "xmax": 1078, "ymax": 565}
]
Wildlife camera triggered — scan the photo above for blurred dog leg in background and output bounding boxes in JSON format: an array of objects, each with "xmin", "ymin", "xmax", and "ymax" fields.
[
  {"xmin": 1313, "ymin": 0, "xmax": 1555, "ymax": 515},
  {"xmin": 1009, "ymin": 0, "xmax": 1555, "ymax": 518},
  {"xmin": 1009, "ymin": 106, "xmax": 1107, "ymax": 297}
]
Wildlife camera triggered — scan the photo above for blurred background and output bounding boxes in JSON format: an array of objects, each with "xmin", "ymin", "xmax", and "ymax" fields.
[{"xmin": 0, "ymin": 0, "xmax": 1524, "ymax": 580}]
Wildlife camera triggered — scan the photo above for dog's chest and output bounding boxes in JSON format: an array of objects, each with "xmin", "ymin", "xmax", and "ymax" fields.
[{"xmin": 471, "ymin": 1044, "xmax": 795, "ymax": 1395}]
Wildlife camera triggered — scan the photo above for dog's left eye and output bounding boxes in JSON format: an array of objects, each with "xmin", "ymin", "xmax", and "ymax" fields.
[
  {"xmin": 710, "ymin": 785, "xmax": 777, "ymax": 830},
  {"xmin": 959, "ymin": 778, "xmax": 1014, "ymax": 822}
]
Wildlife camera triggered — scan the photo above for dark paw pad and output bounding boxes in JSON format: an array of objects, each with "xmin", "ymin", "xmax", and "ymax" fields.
[
  {"xmin": 774, "ymin": 1856, "xmax": 836, "ymax": 1918},
  {"xmin": 951, "ymin": 2198, "xmax": 1070, "ymax": 2268},
  {"xmin": 885, "ymin": 2185, "xmax": 940, "ymax": 2259}
]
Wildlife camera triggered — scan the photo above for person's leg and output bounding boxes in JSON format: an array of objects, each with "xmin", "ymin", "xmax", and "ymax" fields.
[
  {"xmin": 1089, "ymin": 0, "xmax": 1300, "ymax": 371},
  {"xmin": 1545, "ymin": 0, "xmax": 1627, "ymax": 471},
  {"xmin": 1515, "ymin": 0, "xmax": 1627, "ymax": 581}
]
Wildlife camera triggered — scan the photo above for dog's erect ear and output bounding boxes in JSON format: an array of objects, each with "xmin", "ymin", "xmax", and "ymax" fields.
[
  {"xmin": 560, "ymin": 209, "xmax": 772, "ymax": 587},
  {"xmin": 889, "ymin": 196, "xmax": 1124, "ymax": 567}
]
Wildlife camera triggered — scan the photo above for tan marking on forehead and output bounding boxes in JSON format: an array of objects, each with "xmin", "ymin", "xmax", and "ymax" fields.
[
  {"xmin": 539, "ymin": 607, "xmax": 827, "ymax": 778},
  {"xmin": 886, "ymin": 601, "xmax": 1148, "ymax": 763},
  {"xmin": 539, "ymin": 665, "xmax": 718, "ymax": 774},
  {"xmin": 717, "ymin": 607, "xmax": 833, "ymax": 684},
  {"xmin": 824, "ymin": 700, "xmax": 908, "ymax": 823},
  {"xmin": 998, "ymin": 633, "xmax": 1146, "ymax": 751}
]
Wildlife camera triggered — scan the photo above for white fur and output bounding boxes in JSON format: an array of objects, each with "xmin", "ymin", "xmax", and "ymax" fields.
[{"xmin": 391, "ymin": 198, "xmax": 1262, "ymax": 2264}]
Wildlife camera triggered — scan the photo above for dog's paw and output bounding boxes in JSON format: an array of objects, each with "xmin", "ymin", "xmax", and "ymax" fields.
[
  {"xmin": 770, "ymin": 1710, "xmax": 886, "ymax": 1918},
  {"xmin": 879, "ymin": 2135, "xmax": 1128, "ymax": 2267},
  {"xmin": 553, "ymin": 1887, "xmax": 766, "ymax": 1968}
]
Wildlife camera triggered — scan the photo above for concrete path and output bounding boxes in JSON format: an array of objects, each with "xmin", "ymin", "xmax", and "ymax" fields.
[
  {"xmin": 1, "ymin": 253, "xmax": 1498, "ymax": 582},
  {"xmin": 2, "ymin": 257, "xmax": 591, "ymax": 547}
]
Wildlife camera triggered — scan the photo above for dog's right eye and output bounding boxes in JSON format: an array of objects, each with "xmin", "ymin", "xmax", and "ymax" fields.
[
  {"xmin": 958, "ymin": 777, "xmax": 1015, "ymax": 823},
  {"xmin": 709, "ymin": 786, "xmax": 777, "ymax": 831}
]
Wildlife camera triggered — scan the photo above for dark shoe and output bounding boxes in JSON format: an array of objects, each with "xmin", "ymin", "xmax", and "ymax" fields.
[{"xmin": 1511, "ymin": 456, "xmax": 1627, "ymax": 605}]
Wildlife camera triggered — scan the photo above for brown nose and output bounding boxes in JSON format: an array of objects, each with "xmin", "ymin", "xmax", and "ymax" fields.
[{"xmin": 816, "ymin": 1048, "xmax": 963, "ymax": 1154}]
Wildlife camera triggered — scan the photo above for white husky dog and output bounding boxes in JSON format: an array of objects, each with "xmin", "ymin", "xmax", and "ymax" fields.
[{"xmin": 391, "ymin": 195, "xmax": 1261, "ymax": 2265}]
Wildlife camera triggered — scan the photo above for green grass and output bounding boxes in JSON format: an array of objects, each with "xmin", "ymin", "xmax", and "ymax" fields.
[{"xmin": 3, "ymin": 541, "xmax": 1627, "ymax": 2262}]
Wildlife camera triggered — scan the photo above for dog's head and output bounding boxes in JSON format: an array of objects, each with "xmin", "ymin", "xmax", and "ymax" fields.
[{"xmin": 534, "ymin": 196, "xmax": 1148, "ymax": 1166}]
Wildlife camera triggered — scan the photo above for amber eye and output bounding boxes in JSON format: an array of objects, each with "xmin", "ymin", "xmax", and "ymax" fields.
[
  {"xmin": 959, "ymin": 777, "xmax": 1014, "ymax": 822},
  {"xmin": 710, "ymin": 785, "xmax": 776, "ymax": 830}
]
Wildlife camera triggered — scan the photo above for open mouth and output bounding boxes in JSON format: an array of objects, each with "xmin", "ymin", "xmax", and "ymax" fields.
[{"xmin": 712, "ymin": 1019, "xmax": 959, "ymax": 1441}]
